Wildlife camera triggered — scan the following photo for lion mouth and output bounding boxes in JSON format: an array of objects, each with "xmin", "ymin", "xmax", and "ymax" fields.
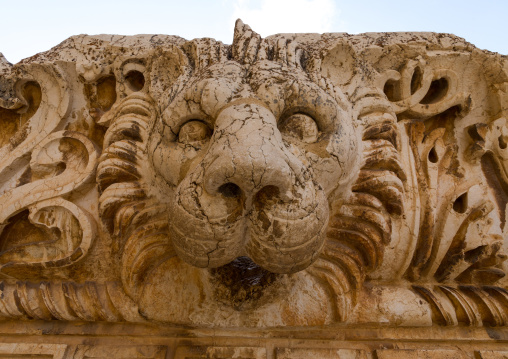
[
  {"xmin": 168, "ymin": 177, "xmax": 329, "ymax": 274},
  {"xmin": 210, "ymin": 256, "xmax": 280, "ymax": 310}
]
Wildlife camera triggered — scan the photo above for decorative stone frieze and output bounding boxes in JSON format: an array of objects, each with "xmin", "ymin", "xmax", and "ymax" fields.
[{"xmin": 0, "ymin": 20, "xmax": 507, "ymax": 357}]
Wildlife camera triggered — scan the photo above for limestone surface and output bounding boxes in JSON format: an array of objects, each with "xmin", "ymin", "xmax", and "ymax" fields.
[{"xmin": 0, "ymin": 20, "xmax": 507, "ymax": 357}]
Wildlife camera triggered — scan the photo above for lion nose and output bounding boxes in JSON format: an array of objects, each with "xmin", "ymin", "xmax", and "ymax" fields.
[{"xmin": 204, "ymin": 102, "xmax": 297, "ymax": 205}]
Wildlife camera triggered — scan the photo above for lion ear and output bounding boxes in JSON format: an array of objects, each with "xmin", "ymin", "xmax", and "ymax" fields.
[
  {"xmin": 313, "ymin": 40, "xmax": 359, "ymax": 91},
  {"xmin": 148, "ymin": 45, "xmax": 190, "ymax": 107}
]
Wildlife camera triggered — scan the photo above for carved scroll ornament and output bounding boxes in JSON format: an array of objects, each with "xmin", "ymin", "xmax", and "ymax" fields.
[{"xmin": 0, "ymin": 21, "xmax": 507, "ymax": 328}]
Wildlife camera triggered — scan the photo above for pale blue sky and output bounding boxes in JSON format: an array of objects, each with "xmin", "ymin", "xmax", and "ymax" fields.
[{"xmin": 1, "ymin": 0, "xmax": 506, "ymax": 64}]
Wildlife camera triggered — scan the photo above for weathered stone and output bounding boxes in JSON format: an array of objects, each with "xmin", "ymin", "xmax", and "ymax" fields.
[{"xmin": 0, "ymin": 19, "xmax": 507, "ymax": 357}]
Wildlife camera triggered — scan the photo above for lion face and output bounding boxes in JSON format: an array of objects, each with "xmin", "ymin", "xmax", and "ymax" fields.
[
  {"xmin": 98, "ymin": 22, "xmax": 400, "ymax": 325},
  {"xmin": 148, "ymin": 60, "xmax": 361, "ymax": 274}
]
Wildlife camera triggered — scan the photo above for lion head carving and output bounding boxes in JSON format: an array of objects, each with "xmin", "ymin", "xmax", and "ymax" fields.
[{"xmin": 97, "ymin": 21, "xmax": 403, "ymax": 326}]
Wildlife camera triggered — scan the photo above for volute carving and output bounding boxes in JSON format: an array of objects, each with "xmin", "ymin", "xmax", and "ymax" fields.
[{"xmin": 0, "ymin": 21, "xmax": 507, "ymax": 329}]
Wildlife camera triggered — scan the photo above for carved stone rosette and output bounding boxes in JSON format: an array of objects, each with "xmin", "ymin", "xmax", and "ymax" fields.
[{"xmin": 0, "ymin": 20, "xmax": 507, "ymax": 358}]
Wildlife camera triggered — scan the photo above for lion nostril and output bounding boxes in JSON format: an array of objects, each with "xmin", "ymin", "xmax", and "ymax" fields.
[
  {"xmin": 254, "ymin": 185, "xmax": 281, "ymax": 208},
  {"xmin": 218, "ymin": 182, "xmax": 242, "ymax": 198}
]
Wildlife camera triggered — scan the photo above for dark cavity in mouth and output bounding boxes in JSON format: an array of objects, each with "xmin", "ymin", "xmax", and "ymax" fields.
[{"xmin": 210, "ymin": 256, "xmax": 279, "ymax": 310}]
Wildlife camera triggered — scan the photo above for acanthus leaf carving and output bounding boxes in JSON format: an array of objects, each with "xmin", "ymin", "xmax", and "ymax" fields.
[
  {"xmin": 0, "ymin": 63, "xmax": 71, "ymax": 191},
  {"xmin": 377, "ymin": 58, "xmax": 469, "ymax": 119},
  {"xmin": 0, "ymin": 130, "xmax": 99, "ymax": 271},
  {"xmin": 376, "ymin": 55, "xmax": 508, "ymax": 327},
  {"xmin": 0, "ymin": 197, "xmax": 95, "ymax": 272},
  {"xmin": 467, "ymin": 117, "xmax": 508, "ymax": 227}
]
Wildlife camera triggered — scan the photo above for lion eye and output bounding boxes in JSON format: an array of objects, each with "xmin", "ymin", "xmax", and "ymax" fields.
[
  {"xmin": 178, "ymin": 120, "xmax": 211, "ymax": 144},
  {"xmin": 279, "ymin": 113, "xmax": 319, "ymax": 143}
]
